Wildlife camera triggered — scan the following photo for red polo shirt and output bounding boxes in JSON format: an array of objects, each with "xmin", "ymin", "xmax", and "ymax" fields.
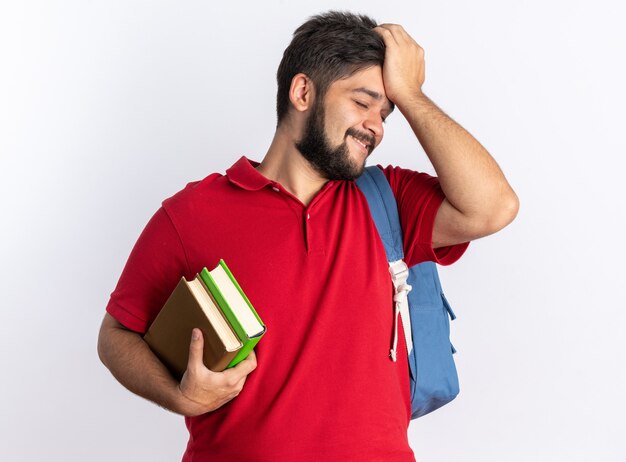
[{"xmin": 106, "ymin": 156, "xmax": 468, "ymax": 461}]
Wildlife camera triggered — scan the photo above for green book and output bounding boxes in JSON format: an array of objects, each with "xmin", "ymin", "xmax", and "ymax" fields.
[{"xmin": 199, "ymin": 260, "xmax": 266, "ymax": 368}]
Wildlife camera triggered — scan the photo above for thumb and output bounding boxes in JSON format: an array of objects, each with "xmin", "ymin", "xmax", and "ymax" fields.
[{"xmin": 187, "ymin": 328, "xmax": 204, "ymax": 371}]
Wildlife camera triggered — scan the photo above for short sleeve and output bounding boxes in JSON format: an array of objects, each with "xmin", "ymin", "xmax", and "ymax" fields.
[
  {"xmin": 381, "ymin": 165, "xmax": 469, "ymax": 267},
  {"xmin": 105, "ymin": 207, "xmax": 192, "ymax": 333}
]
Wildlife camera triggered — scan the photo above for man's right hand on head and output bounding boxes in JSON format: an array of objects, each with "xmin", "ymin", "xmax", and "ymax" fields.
[{"xmin": 177, "ymin": 328, "xmax": 257, "ymax": 416}]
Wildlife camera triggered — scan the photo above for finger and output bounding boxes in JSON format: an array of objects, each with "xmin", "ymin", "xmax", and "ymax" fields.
[
  {"xmin": 373, "ymin": 26, "xmax": 399, "ymax": 47},
  {"xmin": 225, "ymin": 382, "xmax": 245, "ymax": 401},
  {"xmin": 232, "ymin": 375, "xmax": 248, "ymax": 394},
  {"xmin": 378, "ymin": 24, "xmax": 408, "ymax": 41},
  {"xmin": 378, "ymin": 24, "xmax": 415, "ymax": 46},
  {"xmin": 223, "ymin": 350, "xmax": 258, "ymax": 381},
  {"xmin": 187, "ymin": 328, "xmax": 208, "ymax": 373},
  {"xmin": 378, "ymin": 23, "xmax": 403, "ymax": 33},
  {"xmin": 234, "ymin": 350, "xmax": 258, "ymax": 375},
  {"xmin": 224, "ymin": 373, "xmax": 248, "ymax": 394}
]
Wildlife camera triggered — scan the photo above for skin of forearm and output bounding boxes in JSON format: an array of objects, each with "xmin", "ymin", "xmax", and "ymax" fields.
[
  {"xmin": 398, "ymin": 91, "xmax": 518, "ymax": 221},
  {"xmin": 97, "ymin": 323, "xmax": 187, "ymax": 415}
]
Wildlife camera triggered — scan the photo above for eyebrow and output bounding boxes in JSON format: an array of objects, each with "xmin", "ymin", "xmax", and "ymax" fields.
[{"xmin": 351, "ymin": 87, "xmax": 395, "ymax": 113}]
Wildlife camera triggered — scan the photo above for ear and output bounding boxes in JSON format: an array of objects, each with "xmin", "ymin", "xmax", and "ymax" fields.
[{"xmin": 288, "ymin": 73, "xmax": 315, "ymax": 113}]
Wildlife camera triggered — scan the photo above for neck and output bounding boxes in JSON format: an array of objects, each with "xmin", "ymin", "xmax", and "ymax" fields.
[{"xmin": 256, "ymin": 122, "xmax": 328, "ymax": 206}]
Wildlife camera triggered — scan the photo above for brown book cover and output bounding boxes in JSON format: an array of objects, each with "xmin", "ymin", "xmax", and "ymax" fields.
[{"xmin": 143, "ymin": 276, "xmax": 242, "ymax": 380}]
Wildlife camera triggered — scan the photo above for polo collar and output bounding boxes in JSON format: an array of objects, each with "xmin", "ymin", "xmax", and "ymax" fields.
[{"xmin": 226, "ymin": 156, "xmax": 274, "ymax": 191}]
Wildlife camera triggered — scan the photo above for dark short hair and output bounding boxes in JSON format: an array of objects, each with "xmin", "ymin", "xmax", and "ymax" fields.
[{"xmin": 276, "ymin": 11, "xmax": 385, "ymax": 125}]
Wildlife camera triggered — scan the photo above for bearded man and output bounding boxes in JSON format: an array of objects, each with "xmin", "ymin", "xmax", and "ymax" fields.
[{"xmin": 98, "ymin": 11, "xmax": 518, "ymax": 461}]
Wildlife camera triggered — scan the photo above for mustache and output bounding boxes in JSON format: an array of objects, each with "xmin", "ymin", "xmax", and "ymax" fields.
[{"xmin": 345, "ymin": 127, "xmax": 375, "ymax": 153}]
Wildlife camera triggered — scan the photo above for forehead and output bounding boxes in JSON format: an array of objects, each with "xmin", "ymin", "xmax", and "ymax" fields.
[{"xmin": 327, "ymin": 66, "xmax": 392, "ymax": 111}]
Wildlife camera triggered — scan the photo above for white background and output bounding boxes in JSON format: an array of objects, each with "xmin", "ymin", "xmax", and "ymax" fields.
[{"xmin": 1, "ymin": 1, "xmax": 625, "ymax": 460}]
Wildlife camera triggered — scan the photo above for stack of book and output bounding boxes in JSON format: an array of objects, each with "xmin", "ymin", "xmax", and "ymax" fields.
[{"xmin": 143, "ymin": 259, "xmax": 266, "ymax": 380}]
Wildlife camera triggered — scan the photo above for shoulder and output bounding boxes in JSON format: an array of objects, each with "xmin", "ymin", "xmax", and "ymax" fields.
[
  {"xmin": 161, "ymin": 172, "xmax": 227, "ymax": 217},
  {"xmin": 375, "ymin": 164, "xmax": 441, "ymax": 198}
]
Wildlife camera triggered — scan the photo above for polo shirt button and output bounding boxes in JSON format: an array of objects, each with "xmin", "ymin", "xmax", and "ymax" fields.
[
  {"xmin": 272, "ymin": 186, "xmax": 279, "ymax": 192},
  {"xmin": 307, "ymin": 213, "xmax": 310, "ymax": 220}
]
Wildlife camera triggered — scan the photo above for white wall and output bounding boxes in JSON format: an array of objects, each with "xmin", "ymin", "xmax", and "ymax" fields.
[{"xmin": 1, "ymin": 1, "xmax": 624, "ymax": 460}]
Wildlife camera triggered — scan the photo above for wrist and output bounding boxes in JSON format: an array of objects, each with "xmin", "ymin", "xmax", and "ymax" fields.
[
  {"xmin": 172, "ymin": 384, "xmax": 206, "ymax": 416},
  {"xmin": 394, "ymin": 88, "xmax": 428, "ymax": 111}
]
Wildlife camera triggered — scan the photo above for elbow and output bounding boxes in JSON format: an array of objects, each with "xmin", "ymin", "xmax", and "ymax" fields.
[
  {"xmin": 468, "ymin": 192, "xmax": 519, "ymax": 239},
  {"xmin": 485, "ymin": 191, "xmax": 520, "ymax": 235},
  {"xmin": 500, "ymin": 191, "xmax": 520, "ymax": 227},
  {"xmin": 97, "ymin": 324, "xmax": 110, "ymax": 369},
  {"xmin": 97, "ymin": 313, "xmax": 119, "ymax": 370}
]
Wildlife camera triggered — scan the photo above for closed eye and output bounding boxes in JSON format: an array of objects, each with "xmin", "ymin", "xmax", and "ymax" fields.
[{"xmin": 354, "ymin": 100, "xmax": 368, "ymax": 109}]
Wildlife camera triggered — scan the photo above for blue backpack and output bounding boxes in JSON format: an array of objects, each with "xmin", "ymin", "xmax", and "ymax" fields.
[{"xmin": 356, "ymin": 166, "xmax": 459, "ymax": 419}]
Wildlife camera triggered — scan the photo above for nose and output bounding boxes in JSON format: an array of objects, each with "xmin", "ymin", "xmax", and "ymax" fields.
[{"xmin": 363, "ymin": 113, "xmax": 384, "ymax": 143}]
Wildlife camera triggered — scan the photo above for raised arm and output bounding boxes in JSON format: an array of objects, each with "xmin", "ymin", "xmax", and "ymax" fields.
[
  {"xmin": 374, "ymin": 24, "xmax": 519, "ymax": 248},
  {"xmin": 97, "ymin": 313, "xmax": 257, "ymax": 417}
]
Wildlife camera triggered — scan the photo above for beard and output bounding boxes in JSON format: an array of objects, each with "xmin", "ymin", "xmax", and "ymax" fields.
[{"xmin": 295, "ymin": 98, "xmax": 375, "ymax": 181}]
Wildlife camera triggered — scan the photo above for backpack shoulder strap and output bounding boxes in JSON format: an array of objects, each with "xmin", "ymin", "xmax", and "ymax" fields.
[
  {"xmin": 356, "ymin": 166, "xmax": 414, "ymax": 361},
  {"xmin": 355, "ymin": 166, "xmax": 404, "ymax": 262}
]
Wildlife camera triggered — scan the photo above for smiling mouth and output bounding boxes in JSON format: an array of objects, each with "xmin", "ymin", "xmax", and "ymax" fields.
[{"xmin": 350, "ymin": 135, "xmax": 371, "ymax": 153}]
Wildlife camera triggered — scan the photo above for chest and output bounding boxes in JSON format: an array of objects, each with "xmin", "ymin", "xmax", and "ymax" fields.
[{"xmin": 175, "ymin": 186, "xmax": 394, "ymax": 344}]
